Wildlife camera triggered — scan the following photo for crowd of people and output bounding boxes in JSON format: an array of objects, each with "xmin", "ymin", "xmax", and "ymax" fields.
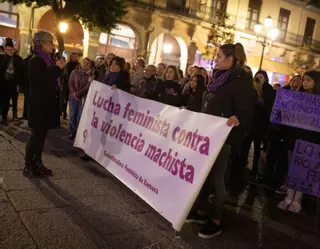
[{"xmin": 0, "ymin": 31, "xmax": 319, "ymax": 240}]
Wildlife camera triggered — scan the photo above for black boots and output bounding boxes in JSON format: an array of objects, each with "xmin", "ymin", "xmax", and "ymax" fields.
[{"xmin": 23, "ymin": 149, "xmax": 53, "ymax": 178}]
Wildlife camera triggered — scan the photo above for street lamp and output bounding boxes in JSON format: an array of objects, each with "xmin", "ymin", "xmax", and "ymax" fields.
[
  {"xmin": 163, "ymin": 44, "xmax": 172, "ymax": 54},
  {"xmin": 59, "ymin": 22, "xmax": 68, "ymax": 33},
  {"xmin": 254, "ymin": 16, "xmax": 279, "ymax": 70}
]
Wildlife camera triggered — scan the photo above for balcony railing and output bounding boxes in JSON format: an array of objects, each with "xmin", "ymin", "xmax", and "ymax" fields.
[
  {"xmin": 128, "ymin": 0, "xmax": 216, "ymax": 23},
  {"xmin": 129, "ymin": 0, "xmax": 320, "ymax": 54}
]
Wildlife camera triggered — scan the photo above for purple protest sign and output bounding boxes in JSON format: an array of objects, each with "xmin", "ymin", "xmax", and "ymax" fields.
[
  {"xmin": 270, "ymin": 89, "xmax": 320, "ymax": 132},
  {"xmin": 287, "ymin": 140, "xmax": 320, "ymax": 197}
]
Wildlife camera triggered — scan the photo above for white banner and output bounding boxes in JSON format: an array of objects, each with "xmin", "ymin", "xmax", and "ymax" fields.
[{"xmin": 75, "ymin": 81, "xmax": 232, "ymax": 231}]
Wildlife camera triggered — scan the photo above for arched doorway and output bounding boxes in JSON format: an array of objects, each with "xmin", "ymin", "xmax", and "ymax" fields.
[
  {"xmin": 148, "ymin": 33, "xmax": 188, "ymax": 72},
  {"xmin": 37, "ymin": 10, "xmax": 84, "ymax": 56},
  {"xmin": 98, "ymin": 24, "xmax": 137, "ymax": 62}
]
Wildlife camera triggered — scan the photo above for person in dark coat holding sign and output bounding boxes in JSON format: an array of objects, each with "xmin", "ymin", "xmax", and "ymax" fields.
[
  {"xmin": 24, "ymin": 31, "xmax": 65, "ymax": 178},
  {"xmin": 278, "ymin": 70, "xmax": 320, "ymax": 213},
  {"xmin": 185, "ymin": 43, "xmax": 255, "ymax": 239}
]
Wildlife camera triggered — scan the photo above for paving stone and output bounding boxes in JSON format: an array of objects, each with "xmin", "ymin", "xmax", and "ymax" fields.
[
  {"xmin": 0, "ymin": 170, "xmax": 49, "ymax": 191},
  {"xmin": 74, "ymin": 198, "xmax": 150, "ymax": 236},
  {"xmin": 0, "ymin": 202, "xmax": 36, "ymax": 249},
  {"xmin": 0, "ymin": 139, "xmax": 15, "ymax": 151},
  {"xmin": 105, "ymin": 228, "xmax": 172, "ymax": 249},
  {"xmin": 0, "ymin": 188, "xmax": 8, "ymax": 203},
  {"xmin": 48, "ymin": 178, "xmax": 108, "ymax": 199},
  {"xmin": 7, "ymin": 188, "xmax": 68, "ymax": 211},
  {"xmin": 19, "ymin": 207, "xmax": 111, "ymax": 249},
  {"xmin": 0, "ymin": 150, "xmax": 24, "ymax": 170}
]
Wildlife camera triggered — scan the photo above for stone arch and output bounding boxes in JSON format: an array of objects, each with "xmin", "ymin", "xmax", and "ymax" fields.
[
  {"xmin": 37, "ymin": 9, "xmax": 84, "ymax": 54},
  {"xmin": 148, "ymin": 32, "xmax": 189, "ymax": 72}
]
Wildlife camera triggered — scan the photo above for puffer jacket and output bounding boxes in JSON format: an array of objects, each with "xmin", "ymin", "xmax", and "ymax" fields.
[{"xmin": 68, "ymin": 69, "xmax": 91, "ymax": 99}]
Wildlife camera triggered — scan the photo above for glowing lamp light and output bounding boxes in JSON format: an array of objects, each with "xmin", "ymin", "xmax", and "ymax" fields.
[
  {"xmin": 264, "ymin": 15, "xmax": 273, "ymax": 28},
  {"xmin": 99, "ymin": 33, "xmax": 108, "ymax": 45},
  {"xmin": 268, "ymin": 28, "xmax": 279, "ymax": 40},
  {"xmin": 59, "ymin": 22, "xmax": 68, "ymax": 33},
  {"xmin": 254, "ymin": 23, "xmax": 263, "ymax": 34},
  {"xmin": 163, "ymin": 44, "xmax": 172, "ymax": 54}
]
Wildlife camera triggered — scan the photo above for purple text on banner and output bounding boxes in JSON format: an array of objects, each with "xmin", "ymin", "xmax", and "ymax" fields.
[
  {"xmin": 286, "ymin": 140, "xmax": 320, "ymax": 197},
  {"xmin": 270, "ymin": 89, "xmax": 320, "ymax": 132}
]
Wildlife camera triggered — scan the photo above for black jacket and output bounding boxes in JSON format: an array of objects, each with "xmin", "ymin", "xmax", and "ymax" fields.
[
  {"xmin": 0, "ymin": 53, "xmax": 23, "ymax": 88},
  {"xmin": 202, "ymin": 68, "xmax": 255, "ymax": 148},
  {"xmin": 28, "ymin": 54, "xmax": 62, "ymax": 130},
  {"xmin": 182, "ymin": 87, "xmax": 205, "ymax": 112},
  {"xmin": 151, "ymin": 80, "xmax": 182, "ymax": 107},
  {"xmin": 115, "ymin": 70, "xmax": 131, "ymax": 93},
  {"xmin": 135, "ymin": 76, "xmax": 159, "ymax": 99}
]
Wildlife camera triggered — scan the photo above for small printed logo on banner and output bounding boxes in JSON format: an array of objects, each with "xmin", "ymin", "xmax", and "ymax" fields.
[{"xmin": 83, "ymin": 129, "xmax": 88, "ymax": 143}]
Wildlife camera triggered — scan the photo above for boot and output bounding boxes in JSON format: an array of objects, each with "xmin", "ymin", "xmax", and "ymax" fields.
[
  {"xmin": 12, "ymin": 111, "xmax": 18, "ymax": 121},
  {"xmin": 23, "ymin": 147, "xmax": 47, "ymax": 178},
  {"xmin": 34, "ymin": 151, "xmax": 53, "ymax": 176}
]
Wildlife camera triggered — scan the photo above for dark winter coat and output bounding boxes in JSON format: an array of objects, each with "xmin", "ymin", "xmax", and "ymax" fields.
[
  {"xmin": 182, "ymin": 87, "xmax": 205, "ymax": 112},
  {"xmin": 135, "ymin": 76, "xmax": 159, "ymax": 99},
  {"xmin": 28, "ymin": 53, "xmax": 62, "ymax": 130},
  {"xmin": 114, "ymin": 70, "xmax": 131, "ymax": 93},
  {"xmin": 151, "ymin": 80, "xmax": 182, "ymax": 107},
  {"xmin": 0, "ymin": 53, "xmax": 23, "ymax": 91},
  {"xmin": 202, "ymin": 68, "xmax": 255, "ymax": 149}
]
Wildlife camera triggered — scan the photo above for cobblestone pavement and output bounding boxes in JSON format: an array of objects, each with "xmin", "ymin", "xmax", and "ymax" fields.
[{"xmin": 0, "ymin": 95, "xmax": 319, "ymax": 249}]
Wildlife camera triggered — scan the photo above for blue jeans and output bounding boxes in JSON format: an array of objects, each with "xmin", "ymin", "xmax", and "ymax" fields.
[{"xmin": 69, "ymin": 98, "xmax": 83, "ymax": 137}]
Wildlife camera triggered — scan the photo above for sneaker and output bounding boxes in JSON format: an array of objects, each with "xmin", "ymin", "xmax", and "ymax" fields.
[
  {"xmin": 277, "ymin": 198, "xmax": 292, "ymax": 211},
  {"xmin": 185, "ymin": 212, "xmax": 207, "ymax": 224},
  {"xmin": 275, "ymin": 185, "xmax": 287, "ymax": 195},
  {"xmin": 198, "ymin": 220, "xmax": 222, "ymax": 239},
  {"xmin": 288, "ymin": 202, "xmax": 301, "ymax": 213}
]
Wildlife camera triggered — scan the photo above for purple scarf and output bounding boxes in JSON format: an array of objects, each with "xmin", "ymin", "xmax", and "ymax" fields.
[
  {"xmin": 207, "ymin": 70, "xmax": 230, "ymax": 93},
  {"xmin": 103, "ymin": 72, "xmax": 119, "ymax": 86},
  {"xmin": 34, "ymin": 47, "xmax": 61, "ymax": 88}
]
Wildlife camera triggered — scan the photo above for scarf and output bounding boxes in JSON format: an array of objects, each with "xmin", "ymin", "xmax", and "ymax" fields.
[
  {"xmin": 103, "ymin": 71, "xmax": 119, "ymax": 86},
  {"xmin": 34, "ymin": 47, "xmax": 61, "ymax": 88},
  {"xmin": 207, "ymin": 70, "xmax": 230, "ymax": 93}
]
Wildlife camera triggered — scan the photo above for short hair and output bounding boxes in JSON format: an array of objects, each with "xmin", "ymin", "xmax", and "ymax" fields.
[
  {"xmin": 33, "ymin": 30, "xmax": 54, "ymax": 48},
  {"xmin": 136, "ymin": 58, "xmax": 146, "ymax": 68},
  {"xmin": 158, "ymin": 63, "xmax": 166, "ymax": 69}
]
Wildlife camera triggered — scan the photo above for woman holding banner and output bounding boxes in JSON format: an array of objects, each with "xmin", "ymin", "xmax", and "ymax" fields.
[
  {"xmin": 24, "ymin": 31, "xmax": 65, "ymax": 178},
  {"xmin": 185, "ymin": 43, "xmax": 255, "ymax": 239},
  {"xmin": 278, "ymin": 70, "xmax": 320, "ymax": 213}
]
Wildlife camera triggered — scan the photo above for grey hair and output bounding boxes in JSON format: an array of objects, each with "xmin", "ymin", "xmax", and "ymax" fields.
[{"xmin": 33, "ymin": 30, "xmax": 54, "ymax": 48}]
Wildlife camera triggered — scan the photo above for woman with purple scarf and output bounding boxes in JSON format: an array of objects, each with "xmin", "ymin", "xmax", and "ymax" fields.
[
  {"xmin": 185, "ymin": 43, "xmax": 255, "ymax": 239},
  {"xmin": 24, "ymin": 31, "xmax": 65, "ymax": 178}
]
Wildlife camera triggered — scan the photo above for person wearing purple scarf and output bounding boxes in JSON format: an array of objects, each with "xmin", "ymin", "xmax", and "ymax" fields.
[
  {"xmin": 186, "ymin": 43, "xmax": 255, "ymax": 240},
  {"xmin": 24, "ymin": 31, "xmax": 65, "ymax": 178}
]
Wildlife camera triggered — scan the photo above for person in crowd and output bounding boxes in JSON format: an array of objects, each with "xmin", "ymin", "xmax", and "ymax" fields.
[
  {"xmin": 130, "ymin": 58, "xmax": 145, "ymax": 94},
  {"xmin": 151, "ymin": 65, "xmax": 182, "ymax": 107},
  {"xmin": 199, "ymin": 67, "xmax": 209, "ymax": 86},
  {"xmin": 24, "ymin": 31, "xmax": 65, "ymax": 177},
  {"xmin": 0, "ymin": 38, "xmax": 23, "ymax": 125},
  {"xmin": 105, "ymin": 53, "xmax": 116, "ymax": 73},
  {"xmin": 68, "ymin": 58, "xmax": 94, "ymax": 140},
  {"xmin": 181, "ymin": 74, "xmax": 206, "ymax": 112},
  {"xmin": 273, "ymin": 83, "xmax": 281, "ymax": 91},
  {"xmin": 180, "ymin": 65, "xmax": 194, "ymax": 90},
  {"xmin": 156, "ymin": 63, "xmax": 166, "ymax": 80},
  {"xmin": 63, "ymin": 53, "xmax": 79, "ymax": 120},
  {"xmin": 95, "ymin": 56, "xmax": 106, "ymax": 82},
  {"xmin": 135, "ymin": 65, "xmax": 158, "ymax": 99},
  {"xmin": 0, "ymin": 46, "xmax": 4, "ymax": 54},
  {"xmin": 125, "ymin": 62, "xmax": 132, "ymax": 74},
  {"xmin": 103, "ymin": 56, "xmax": 130, "ymax": 93},
  {"xmin": 185, "ymin": 43, "xmax": 254, "ymax": 239},
  {"xmin": 278, "ymin": 70, "xmax": 320, "ymax": 213},
  {"xmin": 283, "ymin": 75, "xmax": 302, "ymax": 91},
  {"xmin": 254, "ymin": 70, "xmax": 276, "ymax": 152},
  {"xmin": 21, "ymin": 47, "xmax": 34, "ymax": 120},
  {"xmin": 178, "ymin": 69, "xmax": 184, "ymax": 81}
]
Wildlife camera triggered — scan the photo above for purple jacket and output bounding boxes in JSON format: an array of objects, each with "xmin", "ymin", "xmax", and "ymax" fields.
[{"xmin": 69, "ymin": 69, "xmax": 91, "ymax": 99}]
